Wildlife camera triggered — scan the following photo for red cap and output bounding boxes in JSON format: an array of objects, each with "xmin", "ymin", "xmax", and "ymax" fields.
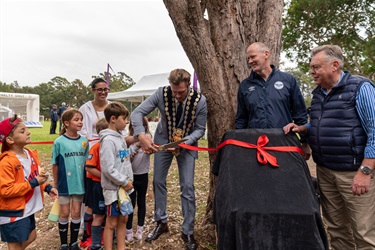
[{"xmin": 0, "ymin": 117, "xmax": 22, "ymax": 153}]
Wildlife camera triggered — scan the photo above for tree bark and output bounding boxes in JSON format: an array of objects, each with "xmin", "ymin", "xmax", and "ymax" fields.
[{"xmin": 163, "ymin": 0, "xmax": 283, "ymax": 225}]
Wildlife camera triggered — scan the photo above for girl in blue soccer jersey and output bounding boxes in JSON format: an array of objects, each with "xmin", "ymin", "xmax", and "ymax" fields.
[{"xmin": 51, "ymin": 109, "xmax": 89, "ymax": 250}]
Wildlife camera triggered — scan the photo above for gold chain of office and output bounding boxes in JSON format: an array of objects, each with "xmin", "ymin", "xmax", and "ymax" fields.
[{"xmin": 163, "ymin": 86, "xmax": 201, "ymax": 143}]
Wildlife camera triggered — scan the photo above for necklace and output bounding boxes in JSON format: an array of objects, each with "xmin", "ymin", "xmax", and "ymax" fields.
[{"xmin": 164, "ymin": 86, "xmax": 201, "ymax": 143}]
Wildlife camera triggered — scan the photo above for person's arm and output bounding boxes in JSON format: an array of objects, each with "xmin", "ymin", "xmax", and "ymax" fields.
[
  {"xmin": 0, "ymin": 161, "xmax": 36, "ymax": 197},
  {"xmin": 126, "ymin": 135, "xmax": 138, "ymax": 146},
  {"xmin": 131, "ymin": 89, "xmax": 161, "ymax": 153},
  {"xmin": 52, "ymin": 164, "xmax": 58, "ymax": 188},
  {"xmin": 235, "ymin": 84, "xmax": 249, "ymax": 129},
  {"xmin": 352, "ymin": 82, "xmax": 375, "ymax": 196},
  {"xmin": 85, "ymin": 166, "xmax": 101, "ymax": 178},
  {"xmin": 78, "ymin": 104, "xmax": 88, "ymax": 138},
  {"xmin": 283, "ymin": 122, "xmax": 311, "ymax": 160},
  {"xmin": 131, "ymin": 89, "xmax": 161, "ymax": 137},
  {"xmin": 50, "ymin": 142, "xmax": 59, "ymax": 188}
]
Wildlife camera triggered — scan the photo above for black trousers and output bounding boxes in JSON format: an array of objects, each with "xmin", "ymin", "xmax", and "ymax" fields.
[
  {"xmin": 50, "ymin": 121, "xmax": 57, "ymax": 134},
  {"xmin": 126, "ymin": 173, "xmax": 149, "ymax": 229}
]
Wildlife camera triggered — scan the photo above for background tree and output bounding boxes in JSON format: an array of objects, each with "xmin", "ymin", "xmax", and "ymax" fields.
[
  {"xmin": 163, "ymin": 0, "xmax": 284, "ymax": 224},
  {"xmin": 0, "ymin": 81, "xmax": 21, "ymax": 93},
  {"xmin": 0, "ymin": 70, "xmax": 136, "ymax": 119},
  {"xmin": 93, "ymin": 71, "xmax": 135, "ymax": 92},
  {"xmin": 283, "ymin": 0, "xmax": 375, "ymax": 80},
  {"xmin": 285, "ymin": 68, "xmax": 315, "ymax": 107}
]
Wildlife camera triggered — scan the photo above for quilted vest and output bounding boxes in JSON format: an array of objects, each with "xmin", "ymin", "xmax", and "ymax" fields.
[{"xmin": 309, "ymin": 72, "xmax": 369, "ymax": 171}]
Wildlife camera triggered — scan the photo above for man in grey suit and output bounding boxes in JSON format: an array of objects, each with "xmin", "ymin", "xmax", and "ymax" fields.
[{"xmin": 130, "ymin": 68, "xmax": 207, "ymax": 250}]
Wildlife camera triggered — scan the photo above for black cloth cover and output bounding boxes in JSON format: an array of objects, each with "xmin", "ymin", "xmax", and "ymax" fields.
[{"xmin": 213, "ymin": 129, "xmax": 328, "ymax": 250}]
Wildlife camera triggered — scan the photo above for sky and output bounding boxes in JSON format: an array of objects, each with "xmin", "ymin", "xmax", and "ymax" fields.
[{"xmin": 0, "ymin": 0, "xmax": 194, "ymax": 87}]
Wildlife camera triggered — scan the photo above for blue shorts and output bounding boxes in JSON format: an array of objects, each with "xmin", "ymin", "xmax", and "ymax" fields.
[
  {"xmin": 91, "ymin": 181, "xmax": 105, "ymax": 215},
  {"xmin": 106, "ymin": 201, "xmax": 121, "ymax": 217},
  {"xmin": 0, "ymin": 214, "xmax": 36, "ymax": 242}
]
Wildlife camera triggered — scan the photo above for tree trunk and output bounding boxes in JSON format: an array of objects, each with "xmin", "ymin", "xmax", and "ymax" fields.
[{"xmin": 164, "ymin": 0, "xmax": 283, "ymax": 225}]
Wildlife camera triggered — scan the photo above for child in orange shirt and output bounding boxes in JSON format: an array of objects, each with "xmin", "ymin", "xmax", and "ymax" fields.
[
  {"xmin": 85, "ymin": 118, "xmax": 108, "ymax": 250},
  {"xmin": 0, "ymin": 115, "xmax": 58, "ymax": 250}
]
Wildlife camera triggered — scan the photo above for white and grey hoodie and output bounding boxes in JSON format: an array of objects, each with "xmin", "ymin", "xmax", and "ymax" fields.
[{"xmin": 99, "ymin": 128, "xmax": 135, "ymax": 204}]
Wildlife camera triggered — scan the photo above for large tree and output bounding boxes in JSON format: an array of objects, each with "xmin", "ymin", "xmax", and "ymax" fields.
[
  {"xmin": 283, "ymin": 0, "xmax": 375, "ymax": 80},
  {"xmin": 163, "ymin": 0, "xmax": 284, "ymax": 222}
]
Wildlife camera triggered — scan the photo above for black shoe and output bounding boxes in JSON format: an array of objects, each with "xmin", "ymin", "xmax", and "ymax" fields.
[
  {"xmin": 69, "ymin": 242, "xmax": 80, "ymax": 250},
  {"xmin": 145, "ymin": 221, "xmax": 168, "ymax": 242},
  {"xmin": 181, "ymin": 233, "xmax": 198, "ymax": 250}
]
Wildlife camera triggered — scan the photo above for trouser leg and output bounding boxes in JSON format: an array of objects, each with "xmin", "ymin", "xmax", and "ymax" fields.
[
  {"xmin": 153, "ymin": 151, "xmax": 173, "ymax": 222},
  {"xmin": 177, "ymin": 150, "xmax": 196, "ymax": 235}
]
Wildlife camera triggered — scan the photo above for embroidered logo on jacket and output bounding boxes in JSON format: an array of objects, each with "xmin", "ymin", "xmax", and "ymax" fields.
[
  {"xmin": 274, "ymin": 81, "xmax": 284, "ymax": 90},
  {"xmin": 248, "ymin": 86, "xmax": 256, "ymax": 92}
]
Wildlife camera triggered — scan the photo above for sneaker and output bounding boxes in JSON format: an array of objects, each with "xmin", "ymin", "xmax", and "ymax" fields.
[
  {"xmin": 135, "ymin": 226, "xmax": 144, "ymax": 240},
  {"xmin": 70, "ymin": 242, "xmax": 80, "ymax": 250},
  {"xmin": 126, "ymin": 229, "xmax": 134, "ymax": 242},
  {"xmin": 60, "ymin": 244, "xmax": 69, "ymax": 250},
  {"xmin": 80, "ymin": 237, "xmax": 92, "ymax": 248}
]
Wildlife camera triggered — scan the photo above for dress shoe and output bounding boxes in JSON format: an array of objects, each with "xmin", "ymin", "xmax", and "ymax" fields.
[
  {"xmin": 181, "ymin": 232, "xmax": 198, "ymax": 250},
  {"xmin": 145, "ymin": 221, "xmax": 168, "ymax": 242}
]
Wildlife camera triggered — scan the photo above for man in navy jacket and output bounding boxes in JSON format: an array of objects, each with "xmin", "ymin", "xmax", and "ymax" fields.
[{"xmin": 236, "ymin": 42, "xmax": 310, "ymax": 157}]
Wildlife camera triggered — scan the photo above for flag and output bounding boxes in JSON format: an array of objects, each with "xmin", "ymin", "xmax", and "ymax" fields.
[{"xmin": 106, "ymin": 63, "xmax": 114, "ymax": 87}]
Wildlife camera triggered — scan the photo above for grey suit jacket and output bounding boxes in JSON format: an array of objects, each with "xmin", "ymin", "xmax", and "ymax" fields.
[{"xmin": 131, "ymin": 86, "xmax": 207, "ymax": 158}]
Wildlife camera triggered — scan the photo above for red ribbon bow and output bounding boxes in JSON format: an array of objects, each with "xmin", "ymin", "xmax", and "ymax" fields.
[{"xmin": 180, "ymin": 134, "xmax": 304, "ymax": 167}]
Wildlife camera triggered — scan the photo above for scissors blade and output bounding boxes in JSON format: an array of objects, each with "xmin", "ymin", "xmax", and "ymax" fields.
[{"xmin": 155, "ymin": 139, "xmax": 188, "ymax": 151}]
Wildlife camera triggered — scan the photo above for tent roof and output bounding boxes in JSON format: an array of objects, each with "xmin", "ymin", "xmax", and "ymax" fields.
[{"xmin": 108, "ymin": 73, "xmax": 169, "ymax": 102}]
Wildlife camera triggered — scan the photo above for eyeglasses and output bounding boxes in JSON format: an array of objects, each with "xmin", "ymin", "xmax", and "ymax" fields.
[{"xmin": 94, "ymin": 88, "xmax": 110, "ymax": 92}]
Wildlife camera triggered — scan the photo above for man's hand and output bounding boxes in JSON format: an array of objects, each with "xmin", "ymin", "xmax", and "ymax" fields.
[
  {"xmin": 352, "ymin": 171, "xmax": 372, "ymax": 196},
  {"xmin": 138, "ymin": 133, "xmax": 157, "ymax": 154},
  {"xmin": 283, "ymin": 123, "xmax": 306, "ymax": 134}
]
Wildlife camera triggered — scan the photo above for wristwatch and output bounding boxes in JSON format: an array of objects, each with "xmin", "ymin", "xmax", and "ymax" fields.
[{"xmin": 360, "ymin": 165, "xmax": 373, "ymax": 175}]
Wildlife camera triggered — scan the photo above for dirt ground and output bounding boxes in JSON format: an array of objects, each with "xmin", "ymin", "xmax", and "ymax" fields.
[{"xmin": 0, "ymin": 155, "xmax": 317, "ymax": 250}]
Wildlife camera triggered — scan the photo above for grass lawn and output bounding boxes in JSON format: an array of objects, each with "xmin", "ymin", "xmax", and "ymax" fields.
[{"xmin": 27, "ymin": 121, "xmax": 59, "ymax": 160}]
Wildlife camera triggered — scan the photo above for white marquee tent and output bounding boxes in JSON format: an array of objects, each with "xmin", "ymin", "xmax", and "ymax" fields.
[
  {"xmin": 108, "ymin": 73, "xmax": 169, "ymax": 102},
  {"xmin": 0, "ymin": 92, "xmax": 42, "ymax": 127},
  {"xmin": 108, "ymin": 72, "xmax": 206, "ymax": 139}
]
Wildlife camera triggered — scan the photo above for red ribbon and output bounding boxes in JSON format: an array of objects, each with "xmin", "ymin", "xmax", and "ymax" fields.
[
  {"xmin": 2, "ymin": 135, "xmax": 303, "ymax": 167},
  {"xmin": 179, "ymin": 135, "xmax": 304, "ymax": 167}
]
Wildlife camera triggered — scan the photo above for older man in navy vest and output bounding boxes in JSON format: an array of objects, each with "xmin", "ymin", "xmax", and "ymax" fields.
[{"xmin": 284, "ymin": 44, "xmax": 375, "ymax": 249}]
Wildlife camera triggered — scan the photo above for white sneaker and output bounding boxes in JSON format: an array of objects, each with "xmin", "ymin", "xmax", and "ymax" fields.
[
  {"xmin": 135, "ymin": 226, "xmax": 144, "ymax": 240},
  {"xmin": 126, "ymin": 229, "xmax": 134, "ymax": 242}
]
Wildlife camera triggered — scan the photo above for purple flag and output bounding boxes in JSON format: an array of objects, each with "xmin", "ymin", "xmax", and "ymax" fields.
[{"xmin": 106, "ymin": 63, "xmax": 114, "ymax": 87}]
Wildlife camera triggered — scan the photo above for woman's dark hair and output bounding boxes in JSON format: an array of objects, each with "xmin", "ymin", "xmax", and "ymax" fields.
[{"xmin": 91, "ymin": 78, "xmax": 107, "ymax": 89}]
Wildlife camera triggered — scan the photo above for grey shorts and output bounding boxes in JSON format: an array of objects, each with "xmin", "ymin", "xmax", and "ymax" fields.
[{"xmin": 59, "ymin": 194, "xmax": 84, "ymax": 205}]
